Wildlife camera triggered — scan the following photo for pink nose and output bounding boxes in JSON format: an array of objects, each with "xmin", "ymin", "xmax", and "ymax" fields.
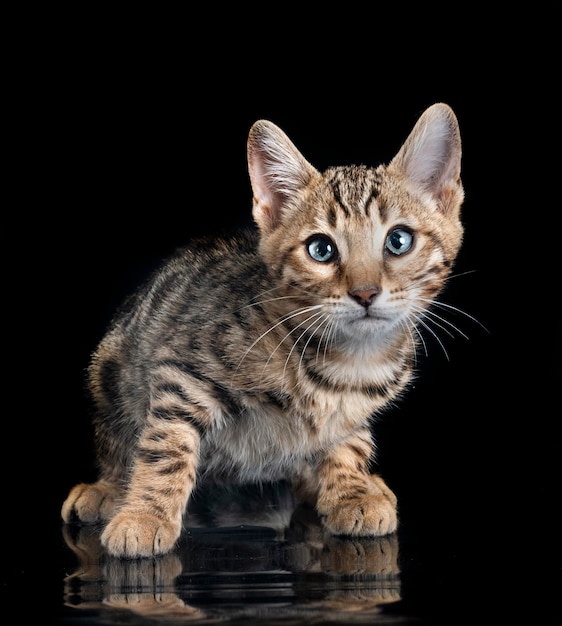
[{"xmin": 349, "ymin": 288, "xmax": 379, "ymax": 307}]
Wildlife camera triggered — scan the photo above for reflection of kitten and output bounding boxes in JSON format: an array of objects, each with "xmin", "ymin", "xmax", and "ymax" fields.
[{"xmin": 62, "ymin": 103, "xmax": 464, "ymax": 558}]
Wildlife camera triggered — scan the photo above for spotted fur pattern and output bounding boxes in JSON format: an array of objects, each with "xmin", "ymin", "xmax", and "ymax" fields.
[{"xmin": 62, "ymin": 103, "xmax": 464, "ymax": 557}]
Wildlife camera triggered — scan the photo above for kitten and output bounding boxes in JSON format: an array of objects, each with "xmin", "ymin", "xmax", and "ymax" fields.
[{"xmin": 61, "ymin": 103, "xmax": 464, "ymax": 558}]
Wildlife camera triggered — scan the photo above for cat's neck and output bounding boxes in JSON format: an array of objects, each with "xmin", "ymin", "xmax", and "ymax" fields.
[{"xmin": 312, "ymin": 332, "xmax": 413, "ymax": 385}]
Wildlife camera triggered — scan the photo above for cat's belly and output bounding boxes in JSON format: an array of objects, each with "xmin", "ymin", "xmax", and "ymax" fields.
[
  {"xmin": 198, "ymin": 401, "xmax": 365, "ymax": 484},
  {"xmin": 199, "ymin": 441, "xmax": 302, "ymax": 484},
  {"xmin": 199, "ymin": 418, "xmax": 309, "ymax": 483}
]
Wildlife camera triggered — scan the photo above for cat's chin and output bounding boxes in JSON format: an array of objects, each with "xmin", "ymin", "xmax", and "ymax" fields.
[{"xmin": 338, "ymin": 318, "xmax": 399, "ymax": 348}]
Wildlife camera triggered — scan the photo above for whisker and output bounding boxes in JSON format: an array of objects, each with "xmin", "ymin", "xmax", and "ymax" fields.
[
  {"xmin": 232, "ymin": 304, "xmax": 323, "ymax": 382},
  {"xmin": 420, "ymin": 297, "xmax": 489, "ymax": 333},
  {"xmin": 403, "ymin": 315, "xmax": 427, "ymax": 360},
  {"xmin": 316, "ymin": 315, "xmax": 336, "ymax": 368},
  {"xmin": 240, "ymin": 282, "xmax": 323, "ymax": 311},
  {"xmin": 413, "ymin": 304, "xmax": 466, "ymax": 340},
  {"xmin": 446, "ymin": 268, "xmax": 479, "ymax": 280},
  {"xmin": 297, "ymin": 314, "xmax": 331, "ymax": 375},
  {"xmin": 414, "ymin": 314, "xmax": 451, "ymax": 360},
  {"xmin": 238, "ymin": 293, "xmax": 305, "ymax": 311},
  {"xmin": 280, "ymin": 311, "xmax": 326, "ymax": 381}
]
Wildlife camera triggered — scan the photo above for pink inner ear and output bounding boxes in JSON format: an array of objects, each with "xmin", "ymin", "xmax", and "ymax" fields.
[
  {"xmin": 253, "ymin": 198, "xmax": 277, "ymax": 231},
  {"xmin": 247, "ymin": 119, "xmax": 319, "ymax": 233},
  {"xmin": 249, "ymin": 153, "xmax": 283, "ymax": 231},
  {"xmin": 389, "ymin": 104, "xmax": 462, "ymax": 208}
]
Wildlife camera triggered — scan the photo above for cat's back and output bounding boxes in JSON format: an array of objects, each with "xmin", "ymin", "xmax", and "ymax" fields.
[
  {"xmin": 88, "ymin": 228, "xmax": 265, "ymax": 385},
  {"xmin": 111, "ymin": 228, "xmax": 262, "ymax": 329}
]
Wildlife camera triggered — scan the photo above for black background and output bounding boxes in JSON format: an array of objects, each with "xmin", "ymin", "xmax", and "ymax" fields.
[{"xmin": 7, "ymin": 10, "xmax": 561, "ymax": 623}]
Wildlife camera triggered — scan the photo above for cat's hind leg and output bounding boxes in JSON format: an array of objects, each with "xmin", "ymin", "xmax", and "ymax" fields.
[{"xmin": 61, "ymin": 479, "xmax": 122, "ymax": 524}]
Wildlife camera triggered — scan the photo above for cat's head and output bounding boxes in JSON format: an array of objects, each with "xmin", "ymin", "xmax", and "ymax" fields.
[{"xmin": 246, "ymin": 104, "xmax": 464, "ymax": 348}]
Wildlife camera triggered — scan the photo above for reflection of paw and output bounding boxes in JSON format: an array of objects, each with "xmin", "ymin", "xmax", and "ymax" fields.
[
  {"xmin": 104, "ymin": 556, "xmax": 205, "ymax": 620},
  {"xmin": 104, "ymin": 595, "xmax": 205, "ymax": 620},
  {"xmin": 321, "ymin": 533, "xmax": 400, "ymax": 576},
  {"xmin": 63, "ymin": 542, "xmax": 204, "ymax": 620},
  {"xmin": 105, "ymin": 552, "xmax": 183, "ymax": 586},
  {"xmin": 305, "ymin": 535, "xmax": 401, "ymax": 612},
  {"xmin": 306, "ymin": 586, "xmax": 401, "ymax": 612},
  {"xmin": 62, "ymin": 524, "xmax": 105, "ymax": 583},
  {"xmin": 322, "ymin": 492, "xmax": 398, "ymax": 536},
  {"xmin": 101, "ymin": 512, "xmax": 181, "ymax": 558},
  {"xmin": 61, "ymin": 482, "xmax": 119, "ymax": 523}
]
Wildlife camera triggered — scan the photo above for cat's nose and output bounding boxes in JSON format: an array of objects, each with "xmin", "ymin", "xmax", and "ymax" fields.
[{"xmin": 349, "ymin": 287, "xmax": 379, "ymax": 308}]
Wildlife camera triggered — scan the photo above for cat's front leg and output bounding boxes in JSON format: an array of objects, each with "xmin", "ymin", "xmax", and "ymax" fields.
[
  {"xmin": 101, "ymin": 418, "xmax": 200, "ymax": 558},
  {"xmin": 314, "ymin": 431, "xmax": 398, "ymax": 537}
]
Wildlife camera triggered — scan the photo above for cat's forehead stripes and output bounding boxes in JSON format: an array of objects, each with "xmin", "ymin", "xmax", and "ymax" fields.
[{"xmin": 325, "ymin": 166, "xmax": 384, "ymax": 222}]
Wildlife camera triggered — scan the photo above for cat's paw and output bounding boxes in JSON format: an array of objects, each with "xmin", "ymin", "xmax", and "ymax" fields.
[
  {"xmin": 101, "ymin": 512, "xmax": 181, "ymax": 558},
  {"xmin": 318, "ymin": 474, "xmax": 398, "ymax": 537},
  {"xmin": 61, "ymin": 482, "xmax": 119, "ymax": 523},
  {"xmin": 321, "ymin": 492, "xmax": 398, "ymax": 537}
]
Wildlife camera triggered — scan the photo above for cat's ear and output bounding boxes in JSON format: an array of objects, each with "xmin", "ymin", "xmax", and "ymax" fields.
[
  {"xmin": 389, "ymin": 103, "xmax": 464, "ymax": 215},
  {"xmin": 247, "ymin": 120, "xmax": 319, "ymax": 232}
]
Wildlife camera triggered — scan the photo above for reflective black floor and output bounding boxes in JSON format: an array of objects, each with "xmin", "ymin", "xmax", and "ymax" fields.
[{"xmin": 37, "ymin": 478, "xmax": 558, "ymax": 625}]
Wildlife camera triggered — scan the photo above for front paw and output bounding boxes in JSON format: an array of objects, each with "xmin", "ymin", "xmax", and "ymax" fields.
[
  {"xmin": 321, "ymin": 492, "xmax": 398, "ymax": 537},
  {"xmin": 101, "ymin": 512, "xmax": 181, "ymax": 558}
]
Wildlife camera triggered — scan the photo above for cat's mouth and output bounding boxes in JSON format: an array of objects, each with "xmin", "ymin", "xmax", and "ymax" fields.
[{"xmin": 353, "ymin": 310, "xmax": 390, "ymax": 323}]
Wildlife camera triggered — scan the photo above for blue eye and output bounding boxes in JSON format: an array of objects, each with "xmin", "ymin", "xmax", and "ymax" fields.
[
  {"xmin": 386, "ymin": 227, "xmax": 414, "ymax": 256},
  {"xmin": 306, "ymin": 235, "xmax": 337, "ymax": 263}
]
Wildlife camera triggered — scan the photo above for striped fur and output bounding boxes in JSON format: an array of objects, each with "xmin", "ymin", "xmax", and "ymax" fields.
[{"xmin": 62, "ymin": 103, "xmax": 464, "ymax": 557}]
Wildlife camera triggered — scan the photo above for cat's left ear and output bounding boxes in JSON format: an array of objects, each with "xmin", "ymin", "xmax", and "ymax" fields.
[
  {"xmin": 247, "ymin": 120, "xmax": 320, "ymax": 232},
  {"xmin": 389, "ymin": 103, "xmax": 464, "ymax": 215}
]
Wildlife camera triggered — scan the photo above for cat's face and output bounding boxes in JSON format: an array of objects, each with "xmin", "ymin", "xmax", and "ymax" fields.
[
  {"xmin": 258, "ymin": 165, "xmax": 463, "ymax": 348},
  {"xmin": 248, "ymin": 105, "xmax": 464, "ymax": 352}
]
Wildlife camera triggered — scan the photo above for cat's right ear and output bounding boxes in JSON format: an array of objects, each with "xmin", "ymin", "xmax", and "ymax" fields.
[{"xmin": 247, "ymin": 120, "xmax": 319, "ymax": 233}]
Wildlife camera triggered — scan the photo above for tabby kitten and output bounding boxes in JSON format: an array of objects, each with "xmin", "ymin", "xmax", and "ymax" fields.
[{"xmin": 62, "ymin": 103, "xmax": 464, "ymax": 558}]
